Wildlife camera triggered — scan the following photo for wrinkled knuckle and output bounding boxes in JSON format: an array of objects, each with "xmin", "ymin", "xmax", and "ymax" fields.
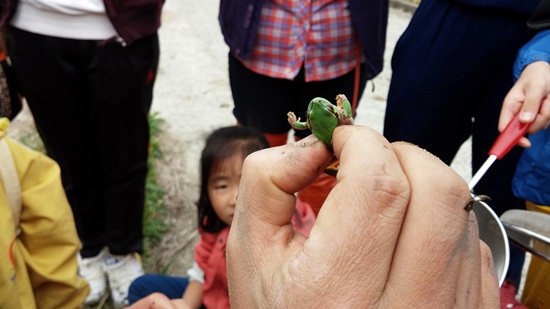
[
  {"xmin": 368, "ymin": 172, "xmax": 410, "ymax": 210},
  {"xmin": 433, "ymin": 169, "xmax": 470, "ymax": 206},
  {"xmin": 442, "ymin": 170, "xmax": 467, "ymax": 193},
  {"xmin": 377, "ymin": 172, "xmax": 409, "ymax": 198}
]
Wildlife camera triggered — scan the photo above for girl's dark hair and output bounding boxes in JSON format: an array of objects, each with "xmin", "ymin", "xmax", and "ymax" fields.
[{"xmin": 197, "ymin": 126, "xmax": 269, "ymax": 233}]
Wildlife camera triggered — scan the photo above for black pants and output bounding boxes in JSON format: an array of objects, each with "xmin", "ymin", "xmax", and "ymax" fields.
[
  {"xmin": 383, "ymin": 2, "xmax": 532, "ymax": 285},
  {"xmin": 228, "ymin": 53, "xmax": 368, "ymax": 139},
  {"xmin": 7, "ymin": 27, "xmax": 160, "ymax": 257}
]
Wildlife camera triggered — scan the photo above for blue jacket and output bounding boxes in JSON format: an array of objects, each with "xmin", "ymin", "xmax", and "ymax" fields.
[
  {"xmin": 513, "ymin": 129, "xmax": 550, "ymax": 205},
  {"xmin": 218, "ymin": 0, "xmax": 389, "ymax": 80},
  {"xmin": 513, "ymin": 30, "xmax": 550, "ymax": 80},
  {"xmin": 512, "ymin": 27, "xmax": 550, "ymax": 206}
]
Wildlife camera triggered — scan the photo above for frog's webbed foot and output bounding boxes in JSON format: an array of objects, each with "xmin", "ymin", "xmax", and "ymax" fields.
[
  {"xmin": 287, "ymin": 112, "xmax": 299, "ymax": 127},
  {"xmin": 336, "ymin": 94, "xmax": 348, "ymax": 109},
  {"xmin": 334, "ymin": 94, "xmax": 354, "ymax": 125},
  {"xmin": 287, "ymin": 111, "xmax": 308, "ymax": 130}
]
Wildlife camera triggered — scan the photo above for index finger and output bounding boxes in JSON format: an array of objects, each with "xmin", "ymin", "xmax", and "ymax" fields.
[
  {"xmin": 499, "ymin": 85, "xmax": 532, "ymax": 147},
  {"xmin": 499, "ymin": 85, "xmax": 524, "ymax": 132},
  {"xmin": 294, "ymin": 126, "xmax": 411, "ymax": 303},
  {"xmin": 522, "ymin": 79, "xmax": 547, "ymax": 122}
]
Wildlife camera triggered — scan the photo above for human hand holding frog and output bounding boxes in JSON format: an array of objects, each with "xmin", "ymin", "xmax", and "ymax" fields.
[
  {"xmin": 227, "ymin": 125, "xmax": 500, "ymax": 308},
  {"xmin": 288, "ymin": 94, "xmax": 355, "ymax": 146},
  {"xmin": 288, "ymin": 94, "xmax": 354, "ymax": 175}
]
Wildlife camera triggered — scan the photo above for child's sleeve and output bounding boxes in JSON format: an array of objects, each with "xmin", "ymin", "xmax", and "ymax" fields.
[
  {"xmin": 193, "ymin": 230, "xmax": 216, "ymax": 278},
  {"xmin": 186, "ymin": 261, "xmax": 205, "ymax": 283},
  {"xmin": 7, "ymin": 138, "xmax": 89, "ymax": 308},
  {"xmin": 513, "ymin": 29, "xmax": 550, "ymax": 80}
]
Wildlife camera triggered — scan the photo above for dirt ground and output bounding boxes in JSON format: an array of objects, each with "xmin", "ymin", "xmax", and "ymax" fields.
[{"xmin": 7, "ymin": 0, "xmax": 475, "ymax": 282}]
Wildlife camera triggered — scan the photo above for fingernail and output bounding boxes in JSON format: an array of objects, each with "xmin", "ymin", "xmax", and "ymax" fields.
[{"xmin": 519, "ymin": 112, "xmax": 535, "ymax": 122}]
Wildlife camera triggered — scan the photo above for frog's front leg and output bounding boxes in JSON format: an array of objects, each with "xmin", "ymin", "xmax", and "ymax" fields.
[
  {"xmin": 335, "ymin": 94, "xmax": 354, "ymax": 125},
  {"xmin": 287, "ymin": 112, "xmax": 309, "ymax": 130}
]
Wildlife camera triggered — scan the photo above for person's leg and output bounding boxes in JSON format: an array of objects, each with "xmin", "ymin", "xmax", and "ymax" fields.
[
  {"xmin": 228, "ymin": 53, "xmax": 298, "ymax": 146},
  {"xmin": 468, "ymin": 12, "xmax": 529, "ymax": 213},
  {"xmin": 7, "ymin": 27, "xmax": 107, "ymax": 256},
  {"xmin": 468, "ymin": 44, "xmax": 526, "ymax": 289},
  {"xmin": 465, "ymin": 12, "xmax": 532, "ymax": 287},
  {"xmin": 383, "ymin": 1, "xmax": 477, "ymax": 163},
  {"xmin": 128, "ymin": 275, "xmax": 190, "ymax": 304},
  {"xmin": 87, "ymin": 34, "xmax": 159, "ymax": 306},
  {"xmin": 8, "ymin": 31, "xmax": 160, "ymax": 258},
  {"xmin": 386, "ymin": 1, "xmax": 531, "ymax": 287},
  {"xmin": 7, "ymin": 27, "xmax": 113, "ymax": 304},
  {"xmin": 91, "ymin": 34, "xmax": 159, "ymax": 256}
]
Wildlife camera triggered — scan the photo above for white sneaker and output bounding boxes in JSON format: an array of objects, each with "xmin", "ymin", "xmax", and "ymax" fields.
[
  {"xmin": 103, "ymin": 252, "xmax": 144, "ymax": 307},
  {"xmin": 78, "ymin": 248, "xmax": 108, "ymax": 305}
]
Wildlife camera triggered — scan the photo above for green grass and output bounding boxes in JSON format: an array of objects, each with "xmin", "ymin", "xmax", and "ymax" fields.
[{"xmin": 142, "ymin": 112, "xmax": 169, "ymax": 269}]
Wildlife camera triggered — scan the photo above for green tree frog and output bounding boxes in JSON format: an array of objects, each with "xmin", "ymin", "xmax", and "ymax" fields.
[{"xmin": 287, "ymin": 94, "xmax": 354, "ymax": 176}]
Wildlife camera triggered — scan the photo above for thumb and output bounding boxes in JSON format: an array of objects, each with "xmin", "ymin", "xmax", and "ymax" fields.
[
  {"xmin": 232, "ymin": 134, "xmax": 331, "ymax": 242},
  {"xmin": 227, "ymin": 134, "xmax": 332, "ymax": 308}
]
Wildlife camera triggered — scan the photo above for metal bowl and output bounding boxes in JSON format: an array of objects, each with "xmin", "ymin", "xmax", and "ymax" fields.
[
  {"xmin": 472, "ymin": 199, "xmax": 510, "ymax": 287},
  {"xmin": 500, "ymin": 209, "xmax": 550, "ymax": 263}
]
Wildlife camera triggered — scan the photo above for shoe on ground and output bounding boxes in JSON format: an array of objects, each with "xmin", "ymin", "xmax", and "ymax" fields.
[
  {"xmin": 103, "ymin": 252, "xmax": 144, "ymax": 307},
  {"xmin": 78, "ymin": 248, "xmax": 108, "ymax": 305}
]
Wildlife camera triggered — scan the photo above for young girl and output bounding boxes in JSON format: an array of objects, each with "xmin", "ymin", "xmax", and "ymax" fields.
[{"xmin": 127, "ymin": 126, "xmax": 315, "ymax": 309}]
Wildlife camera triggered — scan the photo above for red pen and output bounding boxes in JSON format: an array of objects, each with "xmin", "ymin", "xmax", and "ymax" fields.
[{"xmin": 468, "ymin": 113, "xmax": 530, "ymax": 190}]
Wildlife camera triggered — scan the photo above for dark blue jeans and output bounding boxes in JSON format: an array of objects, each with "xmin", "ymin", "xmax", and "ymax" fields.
[{"xmin": 128, "ymin": 274, "xmax": 189, "ymax": 305}]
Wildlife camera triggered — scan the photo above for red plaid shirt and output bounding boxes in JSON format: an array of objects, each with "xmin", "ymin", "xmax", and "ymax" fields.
[{"xmin": 240, "ymin": 0, "xmax": 360, "ymax": 82}]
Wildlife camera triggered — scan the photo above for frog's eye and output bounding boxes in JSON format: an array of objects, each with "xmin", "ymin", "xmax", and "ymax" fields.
[{"xmin": 323, "ymin": 104, "xmax": 335, "ymax": 113}]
